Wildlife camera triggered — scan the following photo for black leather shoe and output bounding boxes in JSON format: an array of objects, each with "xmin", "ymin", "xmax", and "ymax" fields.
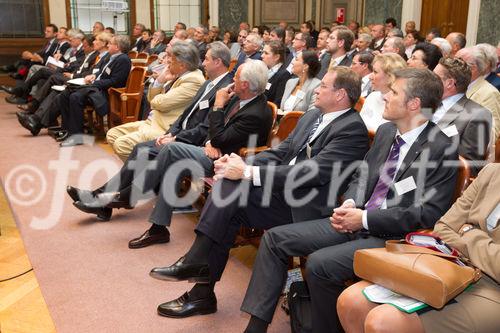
[
  {"xmin": 157, "ymin": 292, "xmax": 217, "ymax": 318},
  {"xmin": 94, "ymin": 192, "xmax": 133, "ymax": 209},
  {"xmin": 128, "ymin": 229, "xmax": 170, "ymax": 249},
  {"xmin": 150, "ymin": 257, "xmax": 209, "ymax": 283},
  {"xmin": 73, "ymin": 200, "xmax": 112, "ymax": 221},
  {"xmin": 5, "ymin": 95, "xmax": 27, "ymax": 104},
  {"xmin": 60, "ymin": 137, "xmax": 83, "ymax": 147},
  {"xmin": 16, "ymin": 110, "xmax": 30, "ymax": 122},
  {"xmin": 55, "ymin": 131, "xmax": 68, "ymax": 142},
  {"xmin": 0, "ymin": 85, "xmax": 14, "ymax": 94},
  {"xmin": 17, "ymin": 102, "xmax": 35, "ymax": 113},
  {"xmin": 66, "ymin": 185, "xmax": 95, "ymax": 203},
  {"xmin": 20, "ymin": 114, "xmax": 42, "ymax": 136}
]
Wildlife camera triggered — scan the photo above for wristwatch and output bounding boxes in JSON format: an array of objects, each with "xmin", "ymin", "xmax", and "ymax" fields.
[{"xmin": 459, "ymin": 224, "xmax": 474, "ymax": 236}]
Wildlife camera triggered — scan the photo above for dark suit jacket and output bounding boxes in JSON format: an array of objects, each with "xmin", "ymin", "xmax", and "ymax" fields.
[
  {"xmin": 317, "ymin": 52, "xmax": 332, "ymax": 79},
  {"xmin": 197, "ymin": 42, "xmax": 207, "ymax": 62},
  {"xmin": 55, "ymin": 41, "xmax": 71, "ymax": 59},
  {"xmin": 486, "ymin": 72, "xmax": 500, "ymax": 91},
  {"xmin": 370, "ymin": 37, "xmax": 386, "ymax": 52},
  {"xmin": 435, "ymin": 95, "xmax": 492, "ymax": 171},
  {"xmin": 86, "ymin": 53, "xmax": 132, "ymax": 116},
  {"xmin": 207, "ymin": 94, "xmax": 273, "ymax": 155},
  {"xmin": 265, "ymin": 64, "xmax": 292, "ymax": 106},
  {"xmin": 230, "ymin": 51, "xmax": 262, "ymax": 77},
  {"xmin": 40, "ymin": 38, "xmax": 59, "ymax": 64},
  {"xmin": 74, "ymin": 52, "xmax": 109, "ymax": 78},
  {"xmin": 61, "ymin": 47, "xmax": 86, "ymax": 73},
  {"xmin": 169, "ymin": 73, "xmax": 233, "ymax": 145},
  {"xmin": 253, "ymin": 108, "xmax": 370, "ymax": 222},
  {"xmin": 73, "ymin": 51, "xmax": 99, "ymax": 77},
  {"xmin": 343, "ymin": 122, "xmax": 459, "ymax": 238}
]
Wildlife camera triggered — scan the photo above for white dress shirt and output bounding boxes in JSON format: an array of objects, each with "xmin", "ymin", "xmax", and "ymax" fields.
[{"xmin": 432, "ymin": 93, "xmax": 464, "ymax": 124}]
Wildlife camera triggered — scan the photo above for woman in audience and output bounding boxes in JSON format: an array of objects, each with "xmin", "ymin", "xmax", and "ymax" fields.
[
  {"xmin": 404, "ymin": 30, "xmax": 422, "ymax": 59},
  {"xmin": 360, "ymin": 53, "xmax": 407, "ymax": 130},
  {"xmin": 261, "ymin": 41, "xmax": 291, "ymax": 106},
  {"xmin": 407, "ymin": 42, "xmax": 442, "ymax": 70},
  {"xmin": 337, "ymin": 163, "xmax": 500, "ymax": 333},
  {"xmin": 137, "ymin": 29, "xmax": 152, "ymax": 53},
  {"xmin": 280, "ymin": 50, "xmax": 321, "ymax": 113},
  {"xmin": 222, "ymin": 30, "xmax": 237, "ymax": 49}
]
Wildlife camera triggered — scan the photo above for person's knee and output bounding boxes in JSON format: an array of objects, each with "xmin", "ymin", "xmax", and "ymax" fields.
[
  {"xmin": 305, "ymin": 252, "xmax": 331, "ymax": 283},
  {"xmin": 106, "ymin": 128, "xmax": 118, "ymax": 145},
  {"xmin": 364, "ymin": 305, "xmax": 396, "ymax": 333},
  {"xmin": 337, "ymin": 286, "xmax": 361, "ymax": 318},
  {"xmin": 113, "ymin": 137, "xmax": 133, "ymax": 159}
]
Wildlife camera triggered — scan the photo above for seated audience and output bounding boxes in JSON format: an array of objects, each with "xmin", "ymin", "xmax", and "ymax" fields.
[
  {"xmin": 384, "ymin": 17, "xmax": 397, "ymax": 35},
  {"xmin": 407, "ymin": 42, "xmax": 442, "ymax": 70},
  {"xmin": 404, "ymin": 21, "xmax": 416, "ymax": 35},
  {"xmin": 137, "ymin": 29, "xmax": 152, "ymax": 53},
  {"xmin": 337, "ymin": 163, "xmax": 500, "ymax": 333},
  {"xmin": 360, "ymin": 53, "xmax": 407, "ymax": 131},
  {"xmin": 387, "ymin": 28, "xmax": 404, "ymax": 38},
  {"xmin": 193, "ymin": 25, "xmax": 208, "ymax": 61},
  {"xmin": 148, "ymin": 66, "xmax": 370, "ymax": 319},
  {"xmin": 476, "ymin": 43, "xmax": 500, "ymax": 90},
  {"xmin": 317, "ymin": 26, "xmax": 354, "ymax": 79},
  {"xmin": 369, "ymin": 24, "xmax": 386, "ymax": 52},
  {"xmin": 54, "ymin": 35, "xmax": 132, "ymax": 147},
  {"xmin": 92, "ymin": 21, "xmax": 104, "ymax": 36},
  {"xmin": 351, "ymin": 51, "xmax": 374, "ymax": 98},
  {"xmin": 350, "ymin": 33, "xmax": 372, "ymax": 59},
  {"xmin": 403, "ymin": 31, "xmax": 422, "ymax": 59},
  {"xmin": 381, "ymin": 36, "xmax": 407, "ymax": 60},
  {"xmin": 144, "ymin": 30, "xmax": 167, "ymax": 55},
  {"xmin": 230, "ymin": 29, "xmax": 247, "ymax": 60},
  {"xmin": 425, "ymin": 27, "xmax": 441, "ymax": 42},
  {"xmin": 106, "ymin": 41, "xmax": 204, "ymax": 160},
  {"xmin": 446, "ymin": 32, "xmax": 466, "ymax": 58},
  {"xmin": 261, "ymin": 41, "xmax": 291, "ymax": 106},
  {"xmin": 222, "ymin": 30, "xmax": 237, "ymax": 49},
  {"xmin": 240, "ymin": 68, "xmax": 458, "ymax": 333},
  {"xmin": 230, "ymin": 33, "xmax": 262, "ymax": 76},
  {"xmin": 281, "ymin": 50, "xmax": 321, "ymax": 113},
  {"xmin": 431, "ymin": 37, "xmax": 452, "ymax": 57},
  {"xmin": 131, "ymin": 23, "xmax": 146, "ymax": 51}
]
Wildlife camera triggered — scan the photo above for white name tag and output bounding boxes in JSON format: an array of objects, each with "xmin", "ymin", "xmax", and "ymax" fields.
[
  {"xmin": 486, "ymin": 203, "xmax": 500, "ymax": 231},
  {"xmin": 83, "ymin": 63, "xmax": 89, "ymax": 68},
  {"xmin": 199, "ymin": 100, "xmax": 210, "ymax": 110},
  {"xmin": 69, "ymin": 56, "xmax": 77, "ymax": 63},
  {"xmin": 92, "ymin": 68, "xmax": 99, "ymax": 74},
  {"xmin": 394, "ymin": 176, "xmax": 417, "ymax": 196},
  {"xmin": 296, "ymin": 90, "xmax": 305, "ymax": 99},
  {"xmin": 105, "ymin": 67, "xmax": 111, "ymax": 75},
  {"xmin": 442, "ymin": 125, "xmax": 459, "ymax": 137},
  {"xmin": 266, "ymin": 82, "xmax": 272, "ymax": 90},
  {"xmin": 64, "ymin": 54, "xmax": 70, "ymax": 60}
]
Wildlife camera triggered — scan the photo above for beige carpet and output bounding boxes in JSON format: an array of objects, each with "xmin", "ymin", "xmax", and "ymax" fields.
[{"xmin": 0, "ymin": 92, "xmax": 289, "ymax": 332}]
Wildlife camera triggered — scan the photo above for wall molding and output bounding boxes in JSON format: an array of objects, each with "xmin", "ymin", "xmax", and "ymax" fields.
[{"xmin": 465, "ymin": 0, "xmax": 480, "ymax": 46}]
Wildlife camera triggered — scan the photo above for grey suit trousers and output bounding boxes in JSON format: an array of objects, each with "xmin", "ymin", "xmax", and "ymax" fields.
[{"xmin": 240, "ymin": 219, "xmax": 385, "ymax": 333}]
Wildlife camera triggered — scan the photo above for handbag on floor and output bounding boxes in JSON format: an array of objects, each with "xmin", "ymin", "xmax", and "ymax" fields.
[
  {"xmin": 353, "ymin": 234, "xmax": 482, "ymax": 309},
  {"xmin": 287, "ymin": 281, "xmax": 312, "ymax": 333}
]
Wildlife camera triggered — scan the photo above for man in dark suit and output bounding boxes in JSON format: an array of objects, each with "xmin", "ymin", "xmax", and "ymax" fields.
[
  {"xmin": 71, "ymin": 59, "xmax": 273, "ymax": 248},
  {"xmin": 230, "ymin": 33, "xmax": 262, "ymax": 76},
  {"xmin": 148, "ymin": 67, "xmax": 370, "ymax": 319},
  {"xmin": 239, "ymin": 68, "xmax": 459, "ymax": 333},
  {"xmin": 17, "ymin": 33, "xmax": 111, "ymax": 136},
  {"xmin": 193, "ymin": 26, "xmax": 208, "ymax": 62},
  {"xmin": 55, "ymin": 35, "xmax": 132, "ymax": 147},
  {"xmin": 432, "ymin": 57, "xmax": 492, "ymax": 174},
  {"xmin": 369, "ymin": 24, "xmax": 386, "ymax": 52},
  {"xmin": 317, "ymin": 26, "xmax": 354, "ymax": 79}
]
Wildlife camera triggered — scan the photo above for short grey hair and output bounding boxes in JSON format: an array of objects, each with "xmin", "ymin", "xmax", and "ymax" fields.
[
  {"xmin": 431, "ymin": 37, "xmax": 452, "ymax": 56},
  {"xmin": 113, "ymin": 35, "xmax": 130, "ymax": 53},
  {"xmin": 246, "ymin": 33, "xmax": 263, "ymax": 48},
  {"xmin": 464, "ymin": 47, "xmax": 489, "ymax": 75},
  {"xmin": 239, "ymin": 59, "xmax": 268, "ymax": 94},
  {"xmin": 197, "ymin": 25, "xmax": 208, "ymax": 35},
  {"xmin": 388, "ymin": 28, "xmax": 404, "ymax": 38},
  {"xmin": 67, "ymin": 29, "xmax": 84, "ymax": 40},
  {"xmin": 172, "ymin": 41, "xmax": 200, "ymax": 71},
  {"xmin": 207, "ymin": 41, "xmax": 231, "ymax": 68},
  {"xmin": 358, "ymin": 33, "xmax": 373, "ymax": 43},
  {"xmin": 476, "ymin": 43, "xmax": 498, "ymax": 72}
]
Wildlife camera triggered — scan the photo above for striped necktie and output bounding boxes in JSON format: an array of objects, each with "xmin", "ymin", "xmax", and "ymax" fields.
[{"xmin": 365, "ymin": 135, "xmax": 405, "ymax": 210}]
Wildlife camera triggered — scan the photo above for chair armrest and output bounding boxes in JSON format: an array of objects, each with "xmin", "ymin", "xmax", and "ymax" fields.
[
  {"xmin": 108, "ymin": 87, "xmax": 126, "ymax": 95},
  {"xmin": 119, "ymin": 92, "xmax": 142, "ymax": 101},
  {"xmin": 239, "ymin": 146, "xmax": 269, "ymax": 157}
]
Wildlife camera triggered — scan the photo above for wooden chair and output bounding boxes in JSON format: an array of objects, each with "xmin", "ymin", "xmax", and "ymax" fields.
[
  {"xmin": 453, "ymin": 156, "xmax": 472, "ymax": 202},
  {"xmin": 137, "ymin": 52, "xmax": 148, "ymax": 59},
  {"xmin": 368, "ymin": 129, "xmax": 376, "ymax": 146},
  {"xmin": 495, "ymin": 137, "xmax": 500, "ymax": 163},
  {"xmin": 128, "ymin": 50, "xmax": 138, "ymax": 59},
  {"xmin": 147, "ymin": 54, "xmax": 158, "ymax": 66},
  {"xmin": 238, "ymin": 101, "xmax": 279, "ymax": 157},
  {"xmin": 107, "ymin": 66, "xmax": 147, "ymax": 128},
  {"xmin": 85, "ymin": 106, "xmax": 106, "ymax": 136},
  {"xmin": 354, "ymin": 96, "xmax": 365, "ymax": 112},
  {"xmin": 274, "ymin": 111, "xmax": 304, "ymax": 143},
  {"xmin": 228, "ymin": 59, "xmax": 238, "ymax": 72}
]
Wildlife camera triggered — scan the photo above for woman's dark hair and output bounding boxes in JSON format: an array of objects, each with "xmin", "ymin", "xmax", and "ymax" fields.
[
  {"xmin": 302, "ymin": 21, "xmax": 313, "ymax": 32},
  {"xmin": 271, "ymin": 27, "xmax": 286, "ymax": 44},
  {"xmin": 301, "ymin": 50, "xmax": 321, "ymax": 78},
  {"xmin": 267, "ymin": 40, "xmax": 286, "ymax": 64},
  {"xmin": 407, "ymin": 30, "xmax": 424, "ymax": 43},
  {"xmin": 224, "ymin": 30, "xmax": 237, "ymax": 43},
  {"xmin": 413, "ymin": 42, "xmax": 442, "ymax": 70}
]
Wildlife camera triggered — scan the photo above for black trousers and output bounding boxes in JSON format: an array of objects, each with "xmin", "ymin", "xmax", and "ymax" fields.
[
  {"xmin": 195, "ymin": 179, "xmax": 293, "ymax": 282},
  {"xmin": 240, "ymin": 219, "xmax": 386, "ymax": 333}
]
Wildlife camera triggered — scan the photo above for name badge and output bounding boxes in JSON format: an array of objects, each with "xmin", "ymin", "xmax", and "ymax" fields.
[
  {"xmin": 64, "ymin": 53, "xmax": 70, "ymax": 60},
  {"xmin": 105, "ymin": 67, "xmax": 111, "ymax": 75},
  {"xmin": 199, "ymin": 100, "xmax": 210, "ymax": 110},
  {"xmin": 394, "ymin": 176, "xmax": 417, "ymax": 196},
  {"xmin": 442, "ymin": 124, "xmax": 459, "ymax": 137},
  {"xmin": 69, "ymin": 56, "xmax": 77, "ymax": 63},
  {"xmin": 296, "ymin": 90, "xmax": 305, "ymax": 99},
  {"xmin": 266, "ymin": 82, "xmax": 272, "ymax": 90},
  {"xmin": 83, "ymin": 63, "xmax": 89, "ymax": 68},
  {"xmin": 486, "ymin": 203, "xmax": 500, "ymax": 231},
  {"xmin": 92, "ymin": 68, "xmax": 99, "ymax": 74}
]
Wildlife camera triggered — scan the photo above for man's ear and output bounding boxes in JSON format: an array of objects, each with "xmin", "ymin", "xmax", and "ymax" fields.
[{"xmin": 407, "ymin": 97, "xmax": 421, "ymax": 112}]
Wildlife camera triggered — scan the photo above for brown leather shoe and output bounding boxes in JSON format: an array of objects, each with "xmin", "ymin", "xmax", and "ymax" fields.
[{"xmin": 128, "ymin": 229, "xmax": 170, "ymax": 249}]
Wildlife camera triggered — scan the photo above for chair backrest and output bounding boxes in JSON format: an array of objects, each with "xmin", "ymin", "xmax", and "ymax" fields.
[
  {"xmin": 496, "ymin": 137, "xmax": 500, "ymax": 163},
  {"xmin": 137, "ymin": 52, "xmax": 149, "ymax": 59},
  {"xmin": 228, "ymin": 59, "xmax": 238, "ymax": 72},
  {"xmin": 266, "ymin": 101, "xmax": 279, "ymax": 146},
  {"xmin": 128, "ymin": 50, "xmax": 138, "ymax": 59},
  {"xmin": 274, "ymin": 111, "xmax": 304, "ymax": 143},
  {"xmin": 147, "ymin": 54, "xmax": 158, "ymax": 65},
  {"xmin": 368, "ymin": 129, "xmax": 376, "ymax": 146},
  {"xmin": 354, "ymin": 96, "xmax": 365, "ymax": 112},
  {"xmin": 125, "ymin": 66, "xmax": 146, "ymax": 93},
  {"xmin": 453, "ymin": 156, "xmax": 472, "ymax": 202}
]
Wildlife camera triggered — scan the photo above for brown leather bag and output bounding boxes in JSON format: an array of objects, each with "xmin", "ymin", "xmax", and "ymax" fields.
[{"xmin": 353, "ymin": 240, "xmax": 482, "ymax": 308}]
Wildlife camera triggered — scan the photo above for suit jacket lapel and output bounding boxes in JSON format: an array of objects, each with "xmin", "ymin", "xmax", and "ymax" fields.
[
  {"xmin": 394, "ymin": 123, "xmax": 433, "ymax": 181},
  {"xmin": 438, "ymin": 96, "xmax": 465, "ymax": 129}
]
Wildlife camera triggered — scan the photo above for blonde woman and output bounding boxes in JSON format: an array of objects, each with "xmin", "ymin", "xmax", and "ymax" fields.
[{"xmin": 360, "ymin": 53, "xmax": 407, "ymax": 131}]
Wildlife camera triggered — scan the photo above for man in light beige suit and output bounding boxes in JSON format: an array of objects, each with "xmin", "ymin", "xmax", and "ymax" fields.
[
  {"xmin": 106, "ymin": 41, "xmax": 205, "ymax": 160},
  {"xmin": 457, "ymin": 47, "xmax": 500, "ymax": 141},
  {"xmin": 338, "ymin": 163, "xmax": 500, "ymax": 333}
]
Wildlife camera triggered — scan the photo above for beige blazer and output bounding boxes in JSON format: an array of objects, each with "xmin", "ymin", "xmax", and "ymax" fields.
[
  {"xmin": 466, "ymin": 78, "xmax": 500, "ymax": 141},
  {"xmin": 434, "ymin": 163, "xmax": 500, "ymax": 304},
  {"xmin": 145, "ymin": 69, "xmax": 205, "ymax": 133}
]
